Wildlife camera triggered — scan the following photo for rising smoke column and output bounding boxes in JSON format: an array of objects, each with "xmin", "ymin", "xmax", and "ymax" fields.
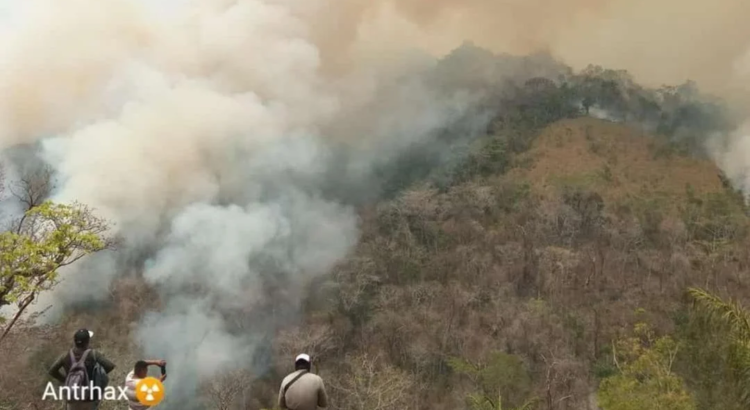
[
  {"xmin": 26, "ymin": 1, "xmax": 387, "ymax": 406},
  {"xmin": 0, "ymin": 0, "xmax": 494, "ymax": 407},
  {"xmin": 2, "ymin": 0, "xmax": 750, "ymax": 407}
]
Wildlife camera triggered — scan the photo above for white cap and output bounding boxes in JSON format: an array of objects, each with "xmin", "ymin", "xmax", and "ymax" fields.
[{"xmin": 295, "ymin": 353, "xmax": 310, "ymax": 363}]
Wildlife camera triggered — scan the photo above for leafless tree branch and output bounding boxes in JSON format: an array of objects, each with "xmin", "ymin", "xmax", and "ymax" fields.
[{"xmin": 201, "ymin": 369, "xmax": 254, "ymax": 410}]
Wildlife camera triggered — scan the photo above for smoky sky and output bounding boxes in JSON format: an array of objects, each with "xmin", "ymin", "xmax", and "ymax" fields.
[{"xmin": 2, "ymin": 0, "xmax": 750, "ymax": 407}]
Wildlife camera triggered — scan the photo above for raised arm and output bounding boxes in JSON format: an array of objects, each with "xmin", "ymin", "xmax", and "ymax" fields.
[
  {"xmin": 145, "ymin": 360, "xmax": 167, "ymax": 381},
  {"xmin": 145, "ymin": 359, "xmax": 166, "ymax": 367}
]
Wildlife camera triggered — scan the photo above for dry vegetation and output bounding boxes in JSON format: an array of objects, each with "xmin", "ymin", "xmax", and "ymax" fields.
[
  {"xmin": 515, "ymin": 118, "xmax": 725, "ymax": 203},
  {"xmin": 1, "ymin": 51, "xmax": 747, "ymax": 410},
  {"xmin": 4, "ymin": 116, "xmax": 748, "ymax": 410}
]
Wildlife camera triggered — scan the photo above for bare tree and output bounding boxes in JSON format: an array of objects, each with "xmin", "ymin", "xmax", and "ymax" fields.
[
  {"xmin": 541, "ymin": 354, "xmax": 578, "ymax": 410},
  {"xmin": 9, "ymin": 165, "xmax": 54, "ymax": 213},
  {"xmin": 201, "ymin": 369, "xmax": 254, "ymax": 410},
  {"xmin": 2, "ymin": 166, "xmax": 54, "ymax": 240},
  {"xmin": 276, "ymin": 324, "xmax": 337, "ymax": 372},
  {"xmin": 0, "ymin": 167, "xmax": 119, "ymax": 343},
  {"xmin": 327, "ymin": 352, "xmax": 414, "ymax": 410}
]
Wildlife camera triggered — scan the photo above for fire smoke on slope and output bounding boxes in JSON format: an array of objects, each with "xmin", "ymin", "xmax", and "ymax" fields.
[
  {"xmin": 1, "ymin": 0, "xmax": 750, "ymax": 408},
  {"xmin": 0, "ymin": 0, "xmax": 526, "ymax": 407}
]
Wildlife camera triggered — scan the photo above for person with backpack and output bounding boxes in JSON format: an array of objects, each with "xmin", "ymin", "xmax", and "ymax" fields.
[
  {"xmin": 278, "ymin": 353, "xmax": 329, "ymax": 410},
  {"xmin": 47, "ymin": 329, "xmax": 116, "ymax": 410}
]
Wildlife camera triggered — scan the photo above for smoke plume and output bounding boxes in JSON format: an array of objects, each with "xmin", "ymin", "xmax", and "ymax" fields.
[
  {"xmin": 2, "ymin": 0, "xmax": 750, "ymax": 407},
  {"xmin": 0, "ymin": 0, "xmax": 501, "ymax": 406}
]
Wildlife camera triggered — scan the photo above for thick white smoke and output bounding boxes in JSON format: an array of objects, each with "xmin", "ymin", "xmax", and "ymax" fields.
[
  {"xmin": 707, "ymin": 48, "xmax": 750, "ymax": 198},
  {"xmin": 710, "ymin": 122, "xmax": 750, "ymax": 196},
  {"xmin": 7, "ymin": 0, "xmax": 748, "ymax": 407},
  {"xmin": 0, "ymin": 0, "xmax": 495, "ymax": 407}
]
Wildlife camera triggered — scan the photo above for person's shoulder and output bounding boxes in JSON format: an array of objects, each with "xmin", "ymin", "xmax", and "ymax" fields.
[
  {"xmin": 89, "ymin": 348, "xmax": 112, "ymax": 361},
  {"xmin": 52, "ymin": 350, "xmax": 68, "ymax": 363},
  {"xmin": 282, "ymin": 370, "xmax": 300, "ymax": 381},
  {"xmin": 282, "ymin": 370, "xmax": 307, "ymax": 383}
]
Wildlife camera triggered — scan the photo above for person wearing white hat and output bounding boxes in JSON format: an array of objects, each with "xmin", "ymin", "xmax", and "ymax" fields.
[
  {"xmin": 47, "ymin": 328, "xmax": 116, "ymax": 410},
  {"xmin": 278, "ymin": 353, "xmax": 329, "ymax": 410}
]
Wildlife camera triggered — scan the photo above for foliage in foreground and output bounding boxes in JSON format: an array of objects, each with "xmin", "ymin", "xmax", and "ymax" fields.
[
  {"xmin": 0, "ymin": 167, "xmax": 116, "ymax": 343},
  {"xmin": 448, "ymin": 352, "xmax": 538, "ymax": 410},
  {"xmin": 597, "ymin": 320, "xmax": 696, "ymax": 410},
  {"xmin": 686, "ymin": 288, "xmax": 750, "ymax": 408}
]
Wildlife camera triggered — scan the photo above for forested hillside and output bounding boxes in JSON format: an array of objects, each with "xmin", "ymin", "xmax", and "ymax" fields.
[{"xmin": 2, "ymin": 42, "xmax": 750, "ymax": 410}]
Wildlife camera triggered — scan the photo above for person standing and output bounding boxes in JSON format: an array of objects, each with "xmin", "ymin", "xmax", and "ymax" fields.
[
  {"xmin": 124, "ymin": 359, "xmax": 167, "ymax": 410},
  {"xmin": 47, "ymin": 329, "xmax": 116, "ymax": 410},
  {"xmin": 278, "ymin": 354, "xmax": 329, "ymax": 410}
]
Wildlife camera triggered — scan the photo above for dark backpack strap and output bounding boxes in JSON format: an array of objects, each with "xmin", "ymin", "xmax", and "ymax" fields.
[
  {"xmin": 79, "ymin": 349, "xmax": 92, "ymax": 366},
  {"xmin": 283, "ymin": 370, "xmax": 308, "ymax": 397},
  {"xmin": 69, "ymin": 348, "xmax": 91, "ymax": 367}
]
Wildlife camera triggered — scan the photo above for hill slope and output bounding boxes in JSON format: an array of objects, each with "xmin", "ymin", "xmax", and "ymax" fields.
[
  {"xmin": 311, "ymin": 117, "xmax": 750, "ymax": 410},
  {"xmin": 515, "ymin": 117, "xmax": 726, "ymax": 202},
  {"xmin": 3, "ymin": 117, "xmax": 750, "ymax": 410}
]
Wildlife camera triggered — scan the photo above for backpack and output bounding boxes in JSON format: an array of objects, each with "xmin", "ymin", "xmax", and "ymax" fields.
[
  {"xmin": 64, "ymin": 349, "xmax": 92, "ymax": 402},
  {"xmin": 91, "ymin": 350, "xmax": 109, "ymax": 391}
]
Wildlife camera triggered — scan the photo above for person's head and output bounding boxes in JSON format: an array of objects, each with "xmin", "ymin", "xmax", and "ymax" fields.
[
  {"xmin": 294, "ymin": 353, "xmax": 311, "ymax": 371},
  {"xmin": 134, "ymin": 360, "xmax": 149, "ymax": 378},
  {"xmin": 73, "ymin": 329, "xmax": 93, "ymax": 349}
]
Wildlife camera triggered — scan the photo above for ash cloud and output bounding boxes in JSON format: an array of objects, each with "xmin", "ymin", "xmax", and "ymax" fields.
[
  {"xmin": 0, "ymin": 0, "xmax": 505, "ymax": 406},
  {"xmin": 1, "ymin": 0, "xmax": 750, "ymax": 408}
]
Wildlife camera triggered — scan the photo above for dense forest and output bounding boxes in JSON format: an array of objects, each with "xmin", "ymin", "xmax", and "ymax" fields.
[{"xmin": 2, "ymin": 42, "xmax": 750, "ymax": 410}]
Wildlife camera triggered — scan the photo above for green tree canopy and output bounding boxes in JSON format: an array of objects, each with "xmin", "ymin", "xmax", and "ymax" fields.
[
  {"xmin": 0, "ymin": 166, "xmax": 117, "ymax": 343},
  {"xmin": 449, "ymin": 351, "xmax": 538, "ymax": 410},
  {"xmin": 598, "ymin": 321, "xmax": 696, "ymax": 410}
]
